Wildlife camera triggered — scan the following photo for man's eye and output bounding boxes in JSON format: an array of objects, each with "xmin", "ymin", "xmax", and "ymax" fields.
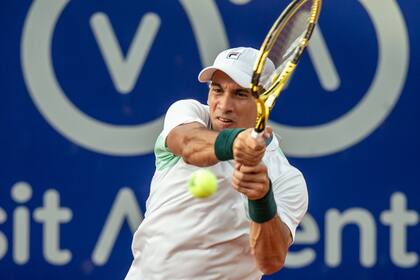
[
  {"xmin": 212, "ymin": 88, "xmax": 223, "ymax": 93},
  {"xmin": 236, "ymin": 92, "xmax": 248, "ymax": 98}
]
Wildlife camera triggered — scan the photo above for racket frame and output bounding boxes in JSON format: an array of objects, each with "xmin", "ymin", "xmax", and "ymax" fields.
[{"xmin": 250, "ymin": 0, "xmax": 322, "ymax": 134}]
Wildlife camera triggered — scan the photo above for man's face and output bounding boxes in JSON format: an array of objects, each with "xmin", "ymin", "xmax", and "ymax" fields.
[{"xmin": 208, "ymin": 70, "xmax": 257, "ymax": 131}]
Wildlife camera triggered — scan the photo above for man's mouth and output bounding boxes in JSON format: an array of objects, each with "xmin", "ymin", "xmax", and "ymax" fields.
[{"xmin": 217, "ymin": 116, "xmax": 233, "ymax": 124}]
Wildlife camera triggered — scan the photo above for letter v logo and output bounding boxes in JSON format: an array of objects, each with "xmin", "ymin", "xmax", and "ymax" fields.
[{"xmin": 90, "ymin": 12, "xmax": 161, "ymax": 94}]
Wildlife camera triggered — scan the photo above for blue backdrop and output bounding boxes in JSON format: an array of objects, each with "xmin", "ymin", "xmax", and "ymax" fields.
[{"xmin": 1, "ymin": 0, "xmax": 419, "ymax": 279}]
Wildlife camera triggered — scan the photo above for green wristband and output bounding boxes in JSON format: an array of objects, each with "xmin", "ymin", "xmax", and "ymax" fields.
[
  {"xmin": 214, "ymin": 128, "xmax": 245, "ymax": 161},
  {"xmin": 248, "ymin": 180, "xmax": 277, "ymax": 223}
]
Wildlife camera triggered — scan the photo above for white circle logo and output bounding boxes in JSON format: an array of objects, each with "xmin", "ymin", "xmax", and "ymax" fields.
[
  {"xmin": 21, "ymin": 0, "xmax": 409, "ymax": 157},
  {"xmin": 270, "ymin": 0, "xmax": 409, "ymax": 157},
  {"xmin": 21, "ymin": 0, "xmax": 228, "ymax": 156}
]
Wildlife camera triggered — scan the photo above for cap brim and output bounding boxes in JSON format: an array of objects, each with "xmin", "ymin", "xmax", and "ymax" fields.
[
  {"xmin": 197, "ymin": 66, "xmax": 217, "ymax": 84},
  {"xmin": 198, "ymin": 65, "xmax": 250, "ymax": 89}
]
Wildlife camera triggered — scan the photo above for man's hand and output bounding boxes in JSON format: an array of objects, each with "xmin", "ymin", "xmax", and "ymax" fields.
[
  {"xmin": 232, "ymin": 127, "xmax": 272, "ymax": 166},
  {"xmin": 232, "ymin": 163, "xmax": 270, "ymax": 200}
]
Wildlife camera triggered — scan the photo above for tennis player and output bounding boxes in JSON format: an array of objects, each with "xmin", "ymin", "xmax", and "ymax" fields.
[{"xmin": 125, "ymin": 47, "xmax": 308, "ymax": 279}]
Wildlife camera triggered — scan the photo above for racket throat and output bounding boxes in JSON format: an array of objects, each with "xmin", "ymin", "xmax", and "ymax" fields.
[{"xmin": 255, "ymin": 99, "xmax": 269, "ymax": 133}]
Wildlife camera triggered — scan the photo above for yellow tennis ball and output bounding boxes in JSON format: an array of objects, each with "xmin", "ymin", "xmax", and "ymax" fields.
[{"xmin": 188, "ymin": 169, "xmax": 218, "ymax": 198}]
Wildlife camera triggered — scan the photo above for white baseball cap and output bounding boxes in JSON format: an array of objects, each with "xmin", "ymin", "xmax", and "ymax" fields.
[{"xmin": 198, "ymin": 47, "xmax": 275, "ymax": 89}]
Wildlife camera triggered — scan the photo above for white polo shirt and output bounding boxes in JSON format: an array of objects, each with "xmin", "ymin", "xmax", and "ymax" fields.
[{"xmin": 125, "ymin": 99, "xmax": 308, "ymax": 280}]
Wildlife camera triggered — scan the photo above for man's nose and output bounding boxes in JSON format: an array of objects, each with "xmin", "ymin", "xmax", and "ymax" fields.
[{"xmin": 217, "ymin": 93, "xmax": 234, "ymax": 111}]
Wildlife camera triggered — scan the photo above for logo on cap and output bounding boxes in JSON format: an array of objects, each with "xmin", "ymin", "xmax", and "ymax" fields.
[{"xmin": 227, "ymin": 51, "xmax": 242, "ymax": 60}]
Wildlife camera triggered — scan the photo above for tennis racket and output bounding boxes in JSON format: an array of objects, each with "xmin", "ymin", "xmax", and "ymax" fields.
[{"xmin": 250, "ymin": 0, "xmax": 322, "ymax": 138}]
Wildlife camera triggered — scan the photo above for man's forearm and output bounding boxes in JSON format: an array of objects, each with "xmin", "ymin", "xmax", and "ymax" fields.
[
  {"xmin": 167, "ymin": 123, "xmax": 219, "ymax": 167},
  {"xmin": 250, "ymin": 216, "xmax": 291, "ymax": 275},
  {"xmin": 181, "ymin": 128, "xmax": 219, "ymax": 166}
]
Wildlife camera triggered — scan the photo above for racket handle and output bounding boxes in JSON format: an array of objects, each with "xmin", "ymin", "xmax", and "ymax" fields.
[
  {"xmin": 251, "ymin": 129, "xmax": 262, "ymax": 139},
  {"xmin": 252, "ymin": 129, "xmax": 273, "ymax": 147}
]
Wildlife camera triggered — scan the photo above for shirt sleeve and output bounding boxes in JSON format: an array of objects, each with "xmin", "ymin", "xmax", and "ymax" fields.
[
  {"xmin": 161, "ymin": 99, "xmax": 210, "ymax": 140},
  {"xmin": 261, "ymin": 137, "xmax": 308, "ymax": 242},
  {"xmin": 271, "ymin": 168, "xmax": 308, "ymax": 243}
]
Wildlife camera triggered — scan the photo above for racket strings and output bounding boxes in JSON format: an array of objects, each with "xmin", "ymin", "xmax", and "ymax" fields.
[
  {"xmin": 271, "ymin": 10, "xmax": 310, "ymax": 65},
  {"xmin": 263, "ymin": 7, "xmax": 311, "ymax": 90},
  {"xmin": 256, "ymin": 1, "xmax": 315, "ymax": 89}
]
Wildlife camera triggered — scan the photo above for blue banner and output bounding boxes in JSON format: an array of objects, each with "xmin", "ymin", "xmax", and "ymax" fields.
[{"xmin": 1, "ymin": 0, "xmax": 419, "ymax": 279}]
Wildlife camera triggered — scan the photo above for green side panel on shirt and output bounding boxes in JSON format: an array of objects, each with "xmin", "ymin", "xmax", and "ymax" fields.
[{"xmin": 154, "ymin": 134, "xmax": 180, "ymax": 171}]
